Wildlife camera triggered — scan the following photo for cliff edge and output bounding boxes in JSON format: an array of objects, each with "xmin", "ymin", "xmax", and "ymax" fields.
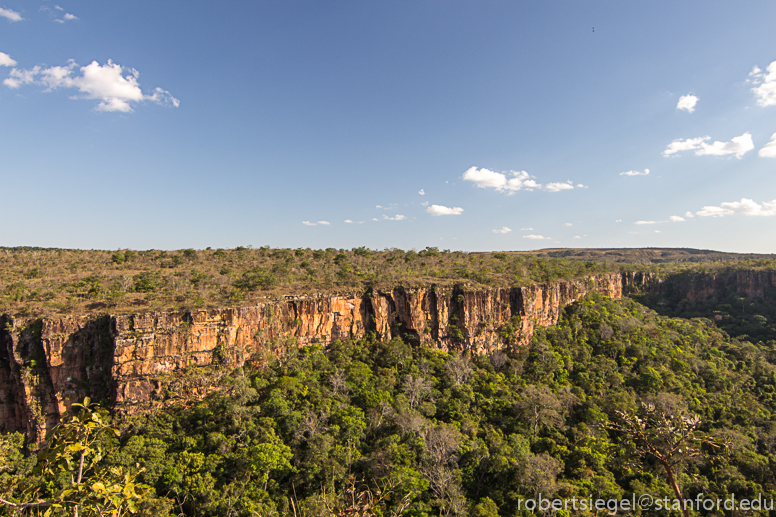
[{"xmin": 2, "ymin": 274, "xmax": 625, "ymax": 439}]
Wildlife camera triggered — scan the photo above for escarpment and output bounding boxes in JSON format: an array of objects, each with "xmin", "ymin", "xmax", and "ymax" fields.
[
  {"xmin": 0, "ymin": 274, "xmax": 624, "ymax": 439},
  {"xmin": 623, "ymin": 269, "xmax": 776, "ymax": 303}
]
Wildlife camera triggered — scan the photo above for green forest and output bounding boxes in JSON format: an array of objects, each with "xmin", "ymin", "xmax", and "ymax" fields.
[{"xmin": 2, "ymin": 248, "xmax": 776, "ymax": 516}]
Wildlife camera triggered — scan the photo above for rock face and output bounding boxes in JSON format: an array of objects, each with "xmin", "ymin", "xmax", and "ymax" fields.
[
  {"xmin": 626, "ymin": 269, "xmax": 776, "ymax": 304},
  {"xmin": 1, "ymin": 275, "xmax": 623, "ymax": 439}
]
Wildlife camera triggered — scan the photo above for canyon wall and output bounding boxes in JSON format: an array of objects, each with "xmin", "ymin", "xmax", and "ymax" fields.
[
  {"xmin": 2, "ymin": 274, "xmax": 623, "ymax": 439},
  {"xmin": 622, "ymin": 269, "xmax": 776, "ymax": 303}
]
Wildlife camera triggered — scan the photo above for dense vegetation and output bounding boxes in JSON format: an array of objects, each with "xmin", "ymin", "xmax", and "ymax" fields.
[
  {"xmin": 0, "ymin": 246, "xmax": 624, "ymax": 318},
  {"xmin": 6, "ymin": 291, "xmax": 776, "ymax": 516},
  {"xmin": 3, "ymin": 247, "xmax": 776, "ymax": 515},
  {"xmin": 2, "ymin": 246, "xmax": 776, "ymax": 320}
]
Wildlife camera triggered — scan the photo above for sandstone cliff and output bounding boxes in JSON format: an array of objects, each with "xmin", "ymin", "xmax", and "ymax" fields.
[
  {"xmin": 1, "ymin": 275, "xmax": 624, "ymax": 439},
  {"xmin": 624, "ymin": 269, "xmax": 776, "ymax": 303}
]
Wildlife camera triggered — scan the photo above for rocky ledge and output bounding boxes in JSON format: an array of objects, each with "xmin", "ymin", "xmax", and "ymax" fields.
[{"xmin": 1, "ymin": 274, "xmax": 624, "ymax": 440}]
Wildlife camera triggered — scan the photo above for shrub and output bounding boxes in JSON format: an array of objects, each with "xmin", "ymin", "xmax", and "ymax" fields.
[
  {"xmin": 234, "ymin": 268, "xmax": 277, "ymax": 291},
  {"xmin": 134, "ymin": 271, "xmax": 162, "ymax": 293}
]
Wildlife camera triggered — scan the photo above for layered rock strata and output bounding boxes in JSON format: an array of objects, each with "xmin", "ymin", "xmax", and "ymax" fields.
[{"xmin": 2, "ymin": 275, "xmax": 623, "ymax": 439}]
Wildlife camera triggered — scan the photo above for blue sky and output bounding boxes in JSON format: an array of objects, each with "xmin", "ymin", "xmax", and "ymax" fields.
[{"xmin": 1, "ymin": 1, "xmax": 776, "ymax": 253}]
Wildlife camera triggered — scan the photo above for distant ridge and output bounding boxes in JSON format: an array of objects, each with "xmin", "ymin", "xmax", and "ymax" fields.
[{"xmin": 514, "ymin": 247, "xmax": 776, "ymax": 264}]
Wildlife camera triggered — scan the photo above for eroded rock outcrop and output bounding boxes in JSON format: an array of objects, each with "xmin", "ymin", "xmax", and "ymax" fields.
[{"xmin": 1, "ymin": 274, "xmax": 623, "ymax": 439}]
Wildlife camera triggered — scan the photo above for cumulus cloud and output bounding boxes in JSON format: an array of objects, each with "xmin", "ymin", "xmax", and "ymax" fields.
[
  {"xmin": 620, "ymin": 168, "xmax": 649, "ymax": 176},
  {"xmin": 544, "ymin": 181, "xmax": 574, "ymax": 192},
  {"xmin": 463, "ymin": 167, "xmax": 537, "ymax": 192},
  {"xmin": 759, "ymin": 133, "xmax": 776, "ymax": 158},
  {"xmin": 382, "ymin": 214, "xmax": 406, "ymax": 221},
  {"xmin": 492, "ymin": 226, "xmax": 512, "ymax": 234},
  {"xmin": 662, "ymin": 133, "xmax": 754, "ymax": 159},
  {"xmin": 0, "ymin": 52, "xmax": 16, "ymax": 67},
  {"xmin": 3, "ymin": 59, "xmax": 179, "ymax": 112},
  {"xmin": 662, "ymin": 136, "xmax": 710, "ymax": 157},
  {"xmin": 696, "ymin": 198, "xmax": 776, "ymax": 217},
  {"xmin": 4, "ymin": 66, "xmax": 38, "ymax": 88},
  {"xmin": 302, "ymin": 220, "xmax": 331, "ymax": 226},
  {"xmin": 418, "ymin": 189, "xmax": 425, "ymax": 195},
  {"xmin": 684, "ymin": 211, "xmax": 695, "ymax": 218},
  {"xmin": 426, "ymin": 205, "xmax": 463, "ymax": 216},
  {"xmin": 696, "ymin": 132, "xmax": 754, "ymax": 158},
  {"xmin": 520, "ymin": 227, "xmax": 533, "ymax": 231},
  {"xmin": 635, "ymin": 220, "xmax": 657, "ymax": 225},
  {"xmin": 670, "ymin": 215, "xmax": 685, "ymax": 222},
  {"xmin": 750, "ymin": 61, "xmax": 776, "ymax": 107},
  {"xmin": 462, "ymin": 167, "xmax": 577, "ymax": 194},
  {"xmin": 677, "ymin": 94, "xmax": 698, "ymax": 113},
  {"xmin": 523, "ymin": 234, "xmax": 550, "ymax": 240},
  {"xmin": 0, "ymin": 7, "xmax": 23, "ymax": 21},
  {"xmin": 53, "ymin": 12, "xmax": 78, "ymax": 23},
  {"xmin": 344, "ymin": 219, "xmax": 353, "ymax": 224}
]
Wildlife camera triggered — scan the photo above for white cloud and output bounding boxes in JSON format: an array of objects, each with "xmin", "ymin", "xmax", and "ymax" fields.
[
  {"xmin": 677, "ymin": 94, "xmax": 698, "ymax": 113},
  {"xmin": 543, "ymin": 181, "xmax": 574, "ymax": 192},
  {"xmin": 3, "ymin": 66, "xmax": 38, "ymax": 88},
  {"xmin": 663, "ymin": 133, "xmax": 754, "ymax": 159},
  {"xmin": 662, "ymin": 136, "xmax": 709, "ymax": 157},
  {"xmin": 751, "ymin": 61, "xmax": 776, "ymax": 107},
  {"xmin": 302, "ymin": 221, "xmax": 316, "ymax": 226},
  {"xmin": 635, "ymin": 220, "xmax": 657, "ymax": 225},
  {"xmin": 684, "ymin": 211, "xmax": 694, "ymax": 218},
  {"xmin": 695, "ymin": 132, "xmax": 753, "ymax": 158},
  {"xmin": 759, "ymin": 133, "xmax": 776, "ymax": 158},
  {"xmin": 523, "ymin": 234, "xmax": 550, "ymax": 240},
  {"xmin": 146, "ymin": 87, "xmax": 180, "ymax": 108},
  {"xmin": 696, "ymin": 198, "xmax": 776, "ymax": 217},
  {"xmin": 463, "ymin": 167, "xmax": 535, "ymax": 192},
  {"xmin": 0, "ymin": 52, "xmax": 16, "ymax": 67},
  {"xmin": 418, "ymin": 189, "xmax": 425, "ymax": 195},
  {"xmin": 344, "ymin": 219, "xmax": 353, "ymax": 224},
  {"xmin": 654, "ymin": 230, "xmax": 661, "ymax": 233},
  {"xmin": 382, "ymin": 214, "xmax": 406, "ymax": 221},
  {"xmin": 426, "ymin": 204, "xmax": 463, "ymax": 216},
  {"xmin": 670, "ymin": 215, "xmax": 685, "ymax": 222},
  {"xmin": 620, "ymin": 168, "xmax": 649, "ymax": 176},
  {"xmin": 302, "ymin": 220, "xmax": 331, "ymax": 226},
  {"xmin": 615, "ymin": 219, "xmax": 622, "ymax": 223},
  {"xmin": 318, "ymin": 220, "xmax": 331, "ymax": 225},
  {"xmin": 573, "ymin": 236, "xmax": 581, "ymax": 239},
  {"xmin": 3, "ymin": 59, "xmax": 179, "ymax": 112},
  {"xmin": 492, "ymin": 226, "xmax": 512, "ymax": 234},
  {"xmin": 520, "ymin": 227, "xmax": 533, "ymax": 231},
  {"xmin": 462, "ymin": 166, "xmax": 577, "ymax": 194},
  {"xmin": 0, "ymin": 7, "xmax": 23, "ymax": 21},
  {"xmin": 63, "ymin": 13, "xmax": 77, "ymax": 20},
  {"xmin": 565, "ymin": 223, "xmax": 572, "ymax": 226}
]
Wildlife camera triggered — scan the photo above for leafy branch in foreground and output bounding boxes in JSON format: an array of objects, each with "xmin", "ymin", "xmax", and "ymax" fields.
[
  {"xmin": 0, "ymin": 398, "xmax": 147, "ymax": 517},
  {"xmin": 606, "ymin": 402, "xmax": 729, "ymax": 517},
  {"xmin": 290, "ymin": 475, "xmax": 416, "ymax": 517}
]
